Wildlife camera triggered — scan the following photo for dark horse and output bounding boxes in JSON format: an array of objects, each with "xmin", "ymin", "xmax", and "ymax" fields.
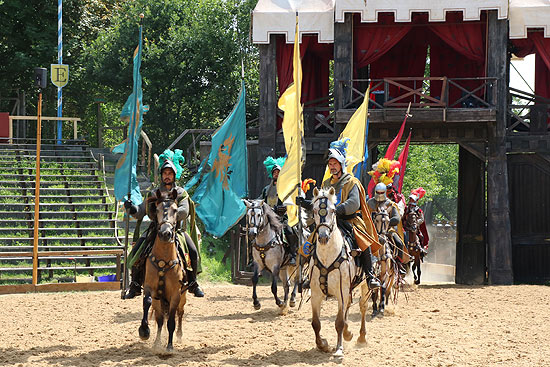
[
  {"xmin": 138, "ymin": 189, "xmax": 187, "ymax": 352},
  {"xmin": 403, "ymin": 207, "xmax": 427, "ymax": 285}
]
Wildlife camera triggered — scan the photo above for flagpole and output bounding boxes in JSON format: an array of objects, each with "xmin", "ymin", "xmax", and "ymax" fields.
[
  {"xmin": 122, "ymin": 14, "xmax": 144, "ymax": 298},
  {"xmin": 293, "ymin": 13, "xmax": 305, "ymax": 293}
]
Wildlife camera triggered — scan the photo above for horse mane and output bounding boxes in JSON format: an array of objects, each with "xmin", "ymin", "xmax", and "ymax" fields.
[{"xmin": 262, "ymin": 202, "xmax": 283, "ymax": 232}]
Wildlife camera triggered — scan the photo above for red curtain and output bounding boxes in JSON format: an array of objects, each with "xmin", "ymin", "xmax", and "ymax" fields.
[
  {"xmin": 369, "ymin": 27, "xmax": 429, "ymax": 103},
  {"xmin": 429, "ymin": 13, "xmax": 487, "ymax": 107},
  {"xmin": 276, "ymin": 35, "xmax": 333, "ymax": 128},
  {"xmin": 512, "ymin": 32, "xmax": 550, "ymax": 100},
  {"xmin": 353, "ymin": 13, "xmax": 411, "ymax": 70},
  {"xmin": 276, "ymin": 35, "xmax": 332, "ymax": 102}
]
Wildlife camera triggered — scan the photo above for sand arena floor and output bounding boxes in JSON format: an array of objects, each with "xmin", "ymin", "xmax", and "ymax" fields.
[{"xmin": 1, "ymin": 282, "xmax": 549, "ymax": 367}]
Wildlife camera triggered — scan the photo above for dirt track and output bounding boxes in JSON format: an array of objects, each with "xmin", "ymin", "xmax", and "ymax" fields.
[{"xmin": 1, "ymin": 282, "xmax": 549, "ymax": 367}]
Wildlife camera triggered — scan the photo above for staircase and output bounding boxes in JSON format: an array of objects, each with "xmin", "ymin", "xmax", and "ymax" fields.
[{"xmin": 0, "ymin": 138, "xmax": 123, "ymax": 285}]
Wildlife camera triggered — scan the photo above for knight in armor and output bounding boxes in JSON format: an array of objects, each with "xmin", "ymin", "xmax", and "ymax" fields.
[
  {"xmin": 386, "ymin": 183, "xmax": 406, "ymax": 217},
  {"xmin": 259, "ymin": 156, "xmax": 298, "ymax": 265},
  {"xmin": 402, "ymin": 188, "xmax": 429, "ymax": 253},
  {"xmin": 367, "ymin": 183, "xmax": 407, "ymax": 274},
  {"xmin": 320, "ymin": 139, "xmax": 381, "ymax": 289},
  {"xmin": 122, "ymin": 150, "xmax": 204, "ymax": 299}
]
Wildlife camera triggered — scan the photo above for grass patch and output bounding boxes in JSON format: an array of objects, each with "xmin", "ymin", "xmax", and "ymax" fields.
[{"xmin": 198, "ymin": 230, "xmax": 232, "ymax": 283}]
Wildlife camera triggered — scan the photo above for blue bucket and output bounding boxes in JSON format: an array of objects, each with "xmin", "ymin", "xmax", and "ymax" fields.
[{"xmin": 97, "ymin": 274, "xmax": 117, "ymax": 282}]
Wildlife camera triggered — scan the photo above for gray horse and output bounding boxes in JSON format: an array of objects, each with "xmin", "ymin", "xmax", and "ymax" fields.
[{"xmin": 244, "ymin": 199, "xmax": 298, "ymax": 315}]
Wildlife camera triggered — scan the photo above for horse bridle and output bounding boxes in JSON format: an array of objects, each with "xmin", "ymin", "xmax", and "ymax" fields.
[
  {"xmin": 248, "ymin": 204, "xmax": 267, "ymax": 233},
  {"xmin": 156, "ymin": 199, "xmax": 177, "ymax": 242},
  {"xmin": 314, "ymin": 196, "xmax": 334, "ymax": 234}
]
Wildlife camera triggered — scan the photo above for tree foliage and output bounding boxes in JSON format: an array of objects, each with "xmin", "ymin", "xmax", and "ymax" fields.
[{"xmin": 0, "ymin": 0, "xmax": 258, "ymax": 149}]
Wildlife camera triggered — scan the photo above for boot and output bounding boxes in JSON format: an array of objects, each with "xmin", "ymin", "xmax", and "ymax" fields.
[
  {"xmin": 288, "ymin": 243, "xmax": 297, "ymax": 266},
  {"xmin": 123, "ymin": 265, "xmax": 143, "ymax": 299},
  {"xmin": 185, "ymin": 269, "xmax": 204, "ymax": 297},
  {"xmin": 361, "ymin": 247, "xmax": 380, "ymax": 289},
  {"xmin": 396, "ymin": 258, "xmax": 407, "ymax": 276}
]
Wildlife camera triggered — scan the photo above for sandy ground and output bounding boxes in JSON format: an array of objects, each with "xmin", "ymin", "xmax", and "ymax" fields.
[{"xmin": 1, "ymin": 281, "xmax": 549, "ymax": 367}]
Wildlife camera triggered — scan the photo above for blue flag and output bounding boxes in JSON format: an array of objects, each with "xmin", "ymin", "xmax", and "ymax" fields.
[
  {"xmin": 112, "ymin": 24, "xmax": 145, "ymax": 205},
  {"xmin": 185, "ymin": 81, "xmax": 248, "ymax": 237}
]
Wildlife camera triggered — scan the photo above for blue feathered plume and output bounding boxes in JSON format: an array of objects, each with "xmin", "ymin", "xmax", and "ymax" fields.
[{"xmin": 330, "ymin": 137, "xmax": 350, "ymax": 156}]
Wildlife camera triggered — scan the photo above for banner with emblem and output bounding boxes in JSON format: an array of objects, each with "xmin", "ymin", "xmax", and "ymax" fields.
[
  {"xmin": 50, "ymin": 64, "xmax": 69, "ymax": 88},
  {"xmin": 185, "ymin": 81, "xmax": 248, "ymax": 237}
]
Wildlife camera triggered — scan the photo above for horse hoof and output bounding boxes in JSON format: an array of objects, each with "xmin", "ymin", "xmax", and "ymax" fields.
[
  {"xmin": 343, "ymin": 331, "xmax": 353, "ymax": 342},
  {"xmin": 415, "ymin": 279, "xmax": 420, "ymax": 285},
  {"xmin": 356, "ymin": 335, "xmax": 367, "ymax": 345},
  {"xmin": 138, "ymin": 325, "xmax": 150, "ymax": 340},
  {"xmin": 333, "ymin": 348, "xmax": 344, "ymax": 358},
  {"xmin": 166, "ymin": 344, "xmax": 174, "ymax": 353},
  {"xmin": 254, "ymin": 303, "xmax": 261, "ymax": 310},
  {"xmin": 371, "ymin": 311, "xmax": 378, "ymax": 318},
  {"xmin": 317, "ymin": 339, "xmax": 329, "ymax": 352},
  {"xmin": 289, "ymin": 299, "xmax": 296, "ymax": 308}
]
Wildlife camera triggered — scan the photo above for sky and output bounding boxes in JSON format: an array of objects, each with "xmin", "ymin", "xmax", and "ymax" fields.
[{"xmin": 510, "ymin": 54, "xmax": 535, "ymax": 93}]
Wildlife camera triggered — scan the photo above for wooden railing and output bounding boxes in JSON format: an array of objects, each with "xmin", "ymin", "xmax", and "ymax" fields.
[
  {"xmin": 508, "ymin": 87, "xmax": 550, "ymax": 134},
  {"xmin": 337, "ymin": 77, "xmax": 498, "ymax": 110},
  {"xmin": 8, "ymin": 116, "xmax": 81, "ymax": 143},
  {"xmin": 276, "ymin": 94, "xmax": 335, "ymax": 135}
]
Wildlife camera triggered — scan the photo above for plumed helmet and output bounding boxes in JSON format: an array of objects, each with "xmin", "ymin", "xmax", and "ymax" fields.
[
  {"xmin": 374, "ymin": 182, "xmax": 387, "ymax": 202},
  {"xmin": 263, "ymin": 156, "xmax": 286, "ymax": 178},
  {"xmin": 159, "ymin": 159, "xmax": 177, "ymax": 177},
  {"xmin": 327, "ymin": 138, "xmax": 349, "ymax": 172},
  {"xmin": 158, "ymin": 149, "xmax": 185, "ymax": 179}
]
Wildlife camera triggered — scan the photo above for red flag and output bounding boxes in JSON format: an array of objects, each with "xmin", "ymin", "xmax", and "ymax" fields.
[
  {"xmin": 367, "ymin": 109, "xmax": 409, "ymax": 196},
  {"xmin": 397, "ymin": 130, "xmax": 412, "ymax": 193}
]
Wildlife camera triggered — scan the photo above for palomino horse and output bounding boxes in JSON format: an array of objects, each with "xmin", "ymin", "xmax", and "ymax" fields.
[
  {"xmin": 244, "ymin": 199, "xmax": 298, "ymax": 314},
  {"xmin": 370, "ymin": 204, "xmax": 399, "ymax": 317},
  {"xmin": 309, "ymin": 187, "xmax": 369, "ymax": 357},
  {"xmin": 138, "ymin": 189, "xmax": 187, "ymax": 352},
  {"xmin": 404, "ymin": 208, "xmax": 426, "ymax": 285}
]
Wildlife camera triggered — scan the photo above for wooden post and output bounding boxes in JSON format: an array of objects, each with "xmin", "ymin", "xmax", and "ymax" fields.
[
  {"xmin": 97, "ymin": 101, "xmax": 103, "ymax": 148},
  {"xmin": 32, "ymin": 91, "xmax": 43, "ymax": 285},
  {"xmin": 334, "ymin": 13, "xmax": 353, "ymax": 115},
  {"xmin": 258, "ymin": 34, "xmax": 278, "ymax": 190},
  {"xmin": 486, "ymin": 10, "xmax": 513, "ymax": 284},
  {"xmin": 73, "ymin": 120, "xmax": 78, "ymax": 140}
]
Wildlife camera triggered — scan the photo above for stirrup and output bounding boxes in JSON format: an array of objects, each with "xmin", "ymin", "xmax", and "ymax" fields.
[{"xmin": 367, "ymin": 276, "xmax": 380, "ymax": 290}]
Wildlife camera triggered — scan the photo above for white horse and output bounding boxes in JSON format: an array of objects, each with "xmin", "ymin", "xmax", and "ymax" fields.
[
  {"xmin": 309, "ymin": 187, "xmax": 370, "ymax": 357},
  {"xmin": 244, "ymin": 199, "xmax": 298, "ymax": 314}
]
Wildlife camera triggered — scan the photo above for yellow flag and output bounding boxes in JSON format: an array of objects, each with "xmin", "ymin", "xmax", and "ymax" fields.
[
  {"xmin": 276, "ymin": 16, "xmax": 303, "ymax": 227},
  {"xmin": 322, "ymin": 86, "xmax": 370, "ymax": 182}
]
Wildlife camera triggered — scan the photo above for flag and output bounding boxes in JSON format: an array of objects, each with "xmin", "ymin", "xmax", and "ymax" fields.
[
  {"xmin": 276, "ymin": 16, "xmax": 303, "ymax": 227},
  {"xmin": 367, "ymin": 105, "xmax": 409, "ymax": 195},
  {"xmin": 113, "ymin": 23, "xmax": 146, "ymax": 205},
  {"xmin": 322, "ymin": 86, "xmax": 370, "ymax": 182},
  {"xmin": 396, "ymin": 130, "xmax": 412, "ymax": 193},
  {"xmin": 185, "ymin": 81, "xmax": 248, "ymax": 237}
]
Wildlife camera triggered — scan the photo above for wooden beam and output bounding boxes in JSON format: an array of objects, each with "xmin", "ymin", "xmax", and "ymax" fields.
[
  {"xmin": 334, "ymin": 13, "xmax": 353, "ymax": 112},
  {"xmin": 0, "ymin": 282, "xmax": 120, "ymax": 295},
  {"xmin": 486, "ymin": 10, "xmax": 513, "ymax": 285}
]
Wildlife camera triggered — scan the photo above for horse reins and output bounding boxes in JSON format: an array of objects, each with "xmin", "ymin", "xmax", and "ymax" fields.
[{"xmin": 149, "ymin": 198, "xmax": 185, "ymax": 299}]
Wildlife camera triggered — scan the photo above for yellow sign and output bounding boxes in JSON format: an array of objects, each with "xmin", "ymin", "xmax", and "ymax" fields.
[{"xmin": 51, "ymin": 64, "xmax": 69, "ymax": 88}]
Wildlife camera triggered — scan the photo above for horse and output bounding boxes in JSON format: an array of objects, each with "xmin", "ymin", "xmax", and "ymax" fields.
[
  {"xmin": 309, "ymin": 187, "xmax": 370, "ymax": 357},
  {"xmin": 138, "ymin": 188, "xmax": 187, "ymax": 352},
  {"xmin": 403, "ymin": 207, "xmax": 426, "ymax": 285},
  {"xmin": 244, "ymin": 199, "xmax": 298, "ymax": 314},
  {"xmin": 370, "ymin": 204, "xmax": 399, "ymax": 317}
]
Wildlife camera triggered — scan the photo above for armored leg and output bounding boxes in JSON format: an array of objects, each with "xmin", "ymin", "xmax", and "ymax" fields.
[
  {"xmin": 182, "ymin": 232, "xmax": 204, "ymax": 297},
  {"xmin": 123, "ymin": 234, "xmax": 147, "ymax": 299},
  {"xmin": 361, "ymin": 247, "xmax": 380, "ymax": 289},
  {"xmin": 284, "ymin": 225, "xmax": 298, "ymax": 266},
  {"xmin": 392, "ymin": 233, "xmax": 407, "ymax": 275}
]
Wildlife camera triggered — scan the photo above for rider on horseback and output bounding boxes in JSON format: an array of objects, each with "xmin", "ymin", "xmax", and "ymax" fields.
[
  {"xmin": 367, "ymin": 183, "xmax": 407, "ymax": 275},
  {"xmin": 403, "ymin": 188, "xmax": 429, "ymax": 254},
  {"xmin": 319, "ymin": 139, "xmax": 381, "ymax": 289},
  {"xmin": 259, "ymin": 156, "xmax": 298, "ymax": 266},
  {"xmin": 386, "ymin": 183, "xmax": 406, "ymax": 217},
  {"xmin": 122, "ymin": 150, "xmax": 204, "ymax": 299}
]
